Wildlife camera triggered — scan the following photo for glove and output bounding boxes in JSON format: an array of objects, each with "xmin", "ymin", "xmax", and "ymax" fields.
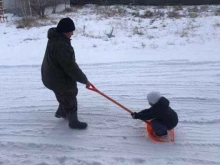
[
  {"xmin": 131, "ymin": 112, "xmax": 139, "ymax": 119},
  {"xmin": 86, "ymin": 81, "xmax": 91, "ymax": 88}
]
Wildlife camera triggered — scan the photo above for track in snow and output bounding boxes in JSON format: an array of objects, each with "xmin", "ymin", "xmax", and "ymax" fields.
[{"xmin": 0, "ymin": 60, "xmax": 220, "ymax": 165}]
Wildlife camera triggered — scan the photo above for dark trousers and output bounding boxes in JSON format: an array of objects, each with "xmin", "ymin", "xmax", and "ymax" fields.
[
  {"xmin": 53, "ymin": 86, "xmax": 78, "ymax": 114},
  {"xmin": 151, "ymin": 119, "xmax": 168, "ymax": 136}
]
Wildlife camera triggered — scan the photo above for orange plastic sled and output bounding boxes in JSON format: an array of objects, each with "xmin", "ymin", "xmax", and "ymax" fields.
[{"xmin": 146, "ymin": 121, "xmax": 175, "ymax": 142}]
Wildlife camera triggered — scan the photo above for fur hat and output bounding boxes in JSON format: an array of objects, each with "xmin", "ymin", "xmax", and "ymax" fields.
[
  {"xmin": 56, "ymin": 17, "xmax": 75, "ymax": 33},
  {"xmin": 147, "ymin": 91, "xmax": 161, "ymax": 104}
]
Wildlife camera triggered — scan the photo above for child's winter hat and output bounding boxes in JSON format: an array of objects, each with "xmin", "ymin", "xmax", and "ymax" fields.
[{"xmin": 147, "ymin": 91, "xmax": 161, "ymax": 104}]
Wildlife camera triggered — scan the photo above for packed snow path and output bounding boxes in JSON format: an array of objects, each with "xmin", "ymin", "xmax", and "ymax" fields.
[{"xmin": 0, "ymin": 60, "xmax": 219, "ymax": 165}]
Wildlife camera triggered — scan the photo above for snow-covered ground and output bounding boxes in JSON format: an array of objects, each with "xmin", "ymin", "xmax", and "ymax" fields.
[{"xmin": 0, "ymin": 5, "xmax": 220, "ymax": 165}]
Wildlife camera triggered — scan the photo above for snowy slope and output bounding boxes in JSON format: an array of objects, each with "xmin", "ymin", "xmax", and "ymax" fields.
[{"xmin": 0, "ymin": 5, "xmax": 220, "ymax": 165}]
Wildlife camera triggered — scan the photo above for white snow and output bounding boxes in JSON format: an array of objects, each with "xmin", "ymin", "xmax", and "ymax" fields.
[{"xmin": 0, "ymin": 5, "xmax": 220, "ymax": 165}]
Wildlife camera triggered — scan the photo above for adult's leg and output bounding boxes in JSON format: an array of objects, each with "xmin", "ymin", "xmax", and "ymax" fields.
[
  {"xmin": 54, "ymin": 86, "xmax": 87, "ymax": 129},
  {"xmin": 54, "ymin": 88, "xmax": 78, "ymax": 119},
  {"xmin": 54, "ymin": 102, "xmax": 66, "ymax": 119}
]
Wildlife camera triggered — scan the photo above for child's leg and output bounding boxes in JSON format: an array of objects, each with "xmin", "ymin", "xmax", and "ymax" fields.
[{"xmin": 151, "ymin": 120, "xmax": 167, "ymax": 136}]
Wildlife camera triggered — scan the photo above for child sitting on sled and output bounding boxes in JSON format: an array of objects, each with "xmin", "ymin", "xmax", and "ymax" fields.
[{"xmin": 131, "ymin": 91, "xmax": 178, "ymax": 137}]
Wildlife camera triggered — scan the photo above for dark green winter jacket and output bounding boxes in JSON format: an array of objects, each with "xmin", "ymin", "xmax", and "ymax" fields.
[{"xmin": 41, "ymin": 28, "xmax": 88, "ymax": 92}]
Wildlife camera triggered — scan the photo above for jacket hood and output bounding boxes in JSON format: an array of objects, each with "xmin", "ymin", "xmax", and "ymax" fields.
[
  {"xmin": 157, "ymin": 97, "xmax": 170, "ymax": 107},
  {"xmin": 47, "ymin": 28, "xmax": 62, "ymax": 40},
  {"xmin": 47, "ymin": 27, "xmax": 71, "ymax": 45}
]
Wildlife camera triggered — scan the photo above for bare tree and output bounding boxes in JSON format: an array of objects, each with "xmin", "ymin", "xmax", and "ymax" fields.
[
  {"xmin": 51, "ymin": 0, "xmax": 57, "ymax": 13},
  {"xmin": 28, "ymin": 0, "xmax": 32, "ymax": 16},
  {"xmin": 30, "ymin": 0, "xmax": 52, "ymax": 17},
  {"xmin": 63, "ymin": 0, "xmax": 69, "ymax": 9},
  {"xmin": 16, "ymin": 0, "xmax": 61, "ymax": 18},
  {"xmin": 19, "ymin": 0, "xmax": 30, "ymax": 19}
]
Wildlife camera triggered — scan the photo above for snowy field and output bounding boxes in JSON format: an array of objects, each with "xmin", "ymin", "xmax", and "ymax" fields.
[{"xmin": 0, "ymin": 5, "xmax": 220, "ymax": 165}]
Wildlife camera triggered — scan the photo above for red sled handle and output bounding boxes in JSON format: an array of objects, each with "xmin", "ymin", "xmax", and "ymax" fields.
[
  {"xmin": 86, "ymin": 84, "xmax": 133, "ymax": 114},
  {"xmin": 86, "ymin": 84, "xmax": 150, "ymax": 124}
]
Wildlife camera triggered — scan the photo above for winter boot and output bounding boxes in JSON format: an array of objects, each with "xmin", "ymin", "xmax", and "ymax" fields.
[
  {"xmin": 67, "ymin": 111, "xmax": 87, "ymax": 129},
  {"xmin": 55, "ymin": 105, "xmax": 67, "ymax": 119}
]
